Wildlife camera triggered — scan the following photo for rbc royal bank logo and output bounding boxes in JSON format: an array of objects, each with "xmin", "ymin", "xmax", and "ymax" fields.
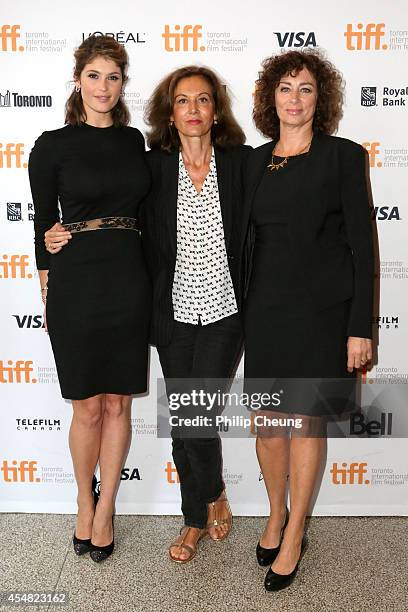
[
  {"xmin": 361, "ymin": 87, "xmax": 377, "ymax": 106},
  {"xmin": 344, "ymin": 23, "xmax": 387, "ymax": 50},
  {"xmin": 162, "ymin": 25, "xmax": 205, "ymax": 52},
  {"xmin": 7, "ymin": 203, "xmax": 22, "ymax": 221}
]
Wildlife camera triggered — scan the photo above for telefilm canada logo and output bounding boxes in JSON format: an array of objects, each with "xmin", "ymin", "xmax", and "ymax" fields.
[
  {"xmin": 15, "ymin": 418, "xmax": 61, "ymax": 432},
  {"xmin": 0, "ymin": 89, "xmax": 52, "ymax": 108},
  {"xmin": 361, "ymin": 86, "xmax": 407, "ymax": 107},
  {"xmin": 373, "ymin": 315, "xmax": 399, "ymax": 329}
]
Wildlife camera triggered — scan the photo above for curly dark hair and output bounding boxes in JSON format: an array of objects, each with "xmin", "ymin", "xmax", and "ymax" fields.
[
  {"xmin": 144, "ymin": 65, "xmax": 245, "ymax": 151},
  {"xmin": 253, "ymin": 49, "xmax": 344, "ymax": 139},
  {"xmin": 65, "ymin": 35, "xmax": 130, "ymax": 127}
]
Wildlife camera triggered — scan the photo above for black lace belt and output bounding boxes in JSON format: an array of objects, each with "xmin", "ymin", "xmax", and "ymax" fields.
[{"xmin": 62, "ymin": 216, "xmax": 139, "ymax": 233}]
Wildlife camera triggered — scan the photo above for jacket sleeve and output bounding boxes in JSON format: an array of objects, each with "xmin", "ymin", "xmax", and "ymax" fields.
[
  {"xmin": 28, "ymin": 132, "xmax": 60, "ymax": 270},
  {"xmin": 339, "ymin": 141, "xmax": 374, "ymax": 338}
]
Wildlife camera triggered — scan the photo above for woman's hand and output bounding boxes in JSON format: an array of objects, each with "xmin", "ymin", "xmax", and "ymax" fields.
[
  {"xmin": 44, "ymin": 222, "xmax": 71, "ymax": 254},
  {"xmin": 347, "ymin": 337, "xmax": 372, "ymax": 372}
]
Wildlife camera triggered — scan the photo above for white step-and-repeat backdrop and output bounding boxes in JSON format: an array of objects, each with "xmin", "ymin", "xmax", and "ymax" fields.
[{"xmin": 1, "ymin": 0, "xmax": 407, "ymax": 516}]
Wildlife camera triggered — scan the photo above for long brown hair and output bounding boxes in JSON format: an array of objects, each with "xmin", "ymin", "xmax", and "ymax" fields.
[
  {"xmin": 65, "ymin": 35, "xmax": 130, "ymax": 127},
  {"xmin": 253, "ymin": 49, "xmax": 344, "ymax": 140},
  {"xmin": 144, "ymin": 65, "xmax": 245, "ymax": 151}
]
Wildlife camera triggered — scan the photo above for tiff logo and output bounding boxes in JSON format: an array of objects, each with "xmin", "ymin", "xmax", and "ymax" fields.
[
  {"xmin": 0, "ymin": 143, "xmax": 26, "ymax": 168},
  {"xmin": 162, "ymin": 25, "xmax": 204, "ymax": 52},
  {"xmin": 0, "ymin": 360, "xmax": 37, "ymax": 383},
  {"xmin": 0, "ymin": 25, "xmax": 24, "ymax": 52},
  {"xmin": 361, "ymin": 142, "xmax": 382, "ymax": 168},
  {"xmin": 0, "ymin": 255, "xmax": 32, "ymax": 278},
  {"xmin": 164, "ymin": 461, "xmax": 180, "ymax": 483},
  {"xmin": 344, "ymin": 23, "xmax": 387, "ymax": 51},
  {"xmin": 0, "ymin": 460, "xmax": 40, "ymax": 482},
  {"xmin": 330, "ymin": 462, "xmax": 370, "ymax": 485}
]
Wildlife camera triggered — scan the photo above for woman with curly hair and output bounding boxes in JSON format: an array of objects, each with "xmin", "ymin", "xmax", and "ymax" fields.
[{"xmin": 242, "ymin": 50, "xmax": 373, "ymax": 590}]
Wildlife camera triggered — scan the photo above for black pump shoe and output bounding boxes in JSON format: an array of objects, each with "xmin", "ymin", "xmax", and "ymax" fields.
[
  {"xmin": 90, "ymin": 516, "xmax": 114, "ymax": 563},
  {"xmin": 72, "ymin": 475, "xmax": 100, "ymax": 556},
  {"xmin": 256, "ymin": 507, "xmax": 289, "ymax": 567},
  {"xmin": 264, "ymin": 538, "xmax": 307, "ymax": 592}
]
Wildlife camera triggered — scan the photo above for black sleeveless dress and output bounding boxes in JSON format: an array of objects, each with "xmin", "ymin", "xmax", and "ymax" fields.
[
  {"xmin": 29, "ymin": 123, "xmax": 152, "ymax": 400},
  {"xmin": 243, "ymin": 155, "xmax": 354, "ymax": 416}
]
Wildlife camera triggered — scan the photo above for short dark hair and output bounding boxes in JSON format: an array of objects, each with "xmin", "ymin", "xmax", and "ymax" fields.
[
  {"xmin": 65, "ymin": 35, "xmax": 130, "ymax": 127},
  {"xmin": 144, "ymin": 65, "xmax": 246, "ymax": 151},
  {"xmin": 253, "ymin": 49, "xmax": 344, "ymax": 139}
]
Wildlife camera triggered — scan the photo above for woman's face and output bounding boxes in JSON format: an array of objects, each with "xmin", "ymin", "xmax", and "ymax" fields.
[
  {"xmin": 274, "ymin": 67, "xmax": 317, "ymax": 131},
  {"xmin": 75, "ymin": 56, "xmax": 123, "ymax": 120},
  {"xmin": 170, "ymin": 75, "xmax": 216, "ymax": 140}
]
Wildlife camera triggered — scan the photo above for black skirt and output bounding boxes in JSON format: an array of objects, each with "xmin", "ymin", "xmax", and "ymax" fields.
[{"xmin": 46, "ymin": 230, "xmax": 151, "ymax": 400}]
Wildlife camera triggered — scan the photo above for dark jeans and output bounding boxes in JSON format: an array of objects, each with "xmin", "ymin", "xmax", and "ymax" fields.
[{"xmin": 157, "ymin": 313, "xmax": 243, "ymax": 528}]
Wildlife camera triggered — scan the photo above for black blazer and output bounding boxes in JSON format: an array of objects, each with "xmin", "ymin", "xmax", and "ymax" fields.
[
  {"xmin": 141, "ymin": 144, "xmax": 252, "ymax": 346},
  {"xmin": 241, "ymin": 133, "xmax": 374, "ymax": 339}
]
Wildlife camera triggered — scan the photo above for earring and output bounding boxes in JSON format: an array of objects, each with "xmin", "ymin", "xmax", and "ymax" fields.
[
  {"xmin": 214, "ymin": 119, "xmax": 218, "ymax": 125},
  {"xmin": 75, "ymin": 85, "xmax": 80, "ymax": 93},
  {"xmin": 169, "ymin": 121, "xmax": 174, "ymax": 127}
]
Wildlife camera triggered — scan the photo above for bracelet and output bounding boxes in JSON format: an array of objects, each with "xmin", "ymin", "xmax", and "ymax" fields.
[{"xmin": 41, "ymin": 284, "xmax": 48, "ymax": 305}]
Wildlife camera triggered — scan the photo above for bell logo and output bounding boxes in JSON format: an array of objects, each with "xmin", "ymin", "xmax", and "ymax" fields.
[
  {"xmin": 0, "ymin": 460, "xmax": 40, "ymax": 482},
  {"xmin": 344, "ymin": 23, "xmax": 387, "ymax": 50},
  {"xmin": 350, "ymin": 412, "xmax": 393, "ymax": 436},
  {"xmin": 162, "ymin": 25, "xmax": 205, "ymax": 52},
  {"xmin": 0, "ymin": 143, "xmax": 27, "ymax": 168},
  {"xmin": 0, "ymin": 360, "xmax": 37, "ymax": 383},
  {"xmin": 165, "ymin": 461, "xmax": 180, "ymax": 484},
  {"xmin": 361, "ymin": 142, "xmax": 382, "ymax": 168},
  {"xmin": 0, "ymin": 255, "xmax": 32, "ymax": 278},
  {"xmin": 330, "ymin": 462, "xmax": 370, "ymax": 485},
  {"xmin": 0, "ymin": 25, "xmax": 24, "ymax": 52}
]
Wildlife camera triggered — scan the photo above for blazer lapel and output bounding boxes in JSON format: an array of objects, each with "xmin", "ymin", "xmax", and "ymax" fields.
[
  {"xmin": 214, "ymin": 147, "xmax": 232, "ymax": 248},
  {"xmin": 241, "ymin": 141, "xmax": 274, "ymax": 250},
  {"xmin": 161, "ymin": 150, "xmax": 179, "ymax": 255}
]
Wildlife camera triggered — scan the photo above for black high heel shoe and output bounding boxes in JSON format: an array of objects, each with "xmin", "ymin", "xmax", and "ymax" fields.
[
  {"xmin": 256, "ymin": 507, "xmax": 289, "ymax": 567},
  {"xmin": 90, "ymin": 515, "xmax": 114, "ymax": 563},
  {"xmin": 72, "ymin": 475, "xmax": 99, "ymax": 556},
  {"xmin": 264, "ymin": 537, "xmax": 308, "ymax": 592}
]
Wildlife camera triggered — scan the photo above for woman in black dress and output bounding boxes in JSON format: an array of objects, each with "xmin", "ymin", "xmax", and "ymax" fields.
[
  {"xmin": 242, "ymin": 50, "xmax": 373, "ymax": 590},
  {"xmin": 29, "ymin": 36, "xmax": 151, "ymax": 562}
]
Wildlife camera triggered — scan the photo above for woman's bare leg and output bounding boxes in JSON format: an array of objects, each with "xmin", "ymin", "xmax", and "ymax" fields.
[
  {"xmin": 92, "ymin": 394, "xmax": 132, "ymax": 546},
  {"xmin": 69, "ymin": 395, "xmax": 104, "ymax": 539}
]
